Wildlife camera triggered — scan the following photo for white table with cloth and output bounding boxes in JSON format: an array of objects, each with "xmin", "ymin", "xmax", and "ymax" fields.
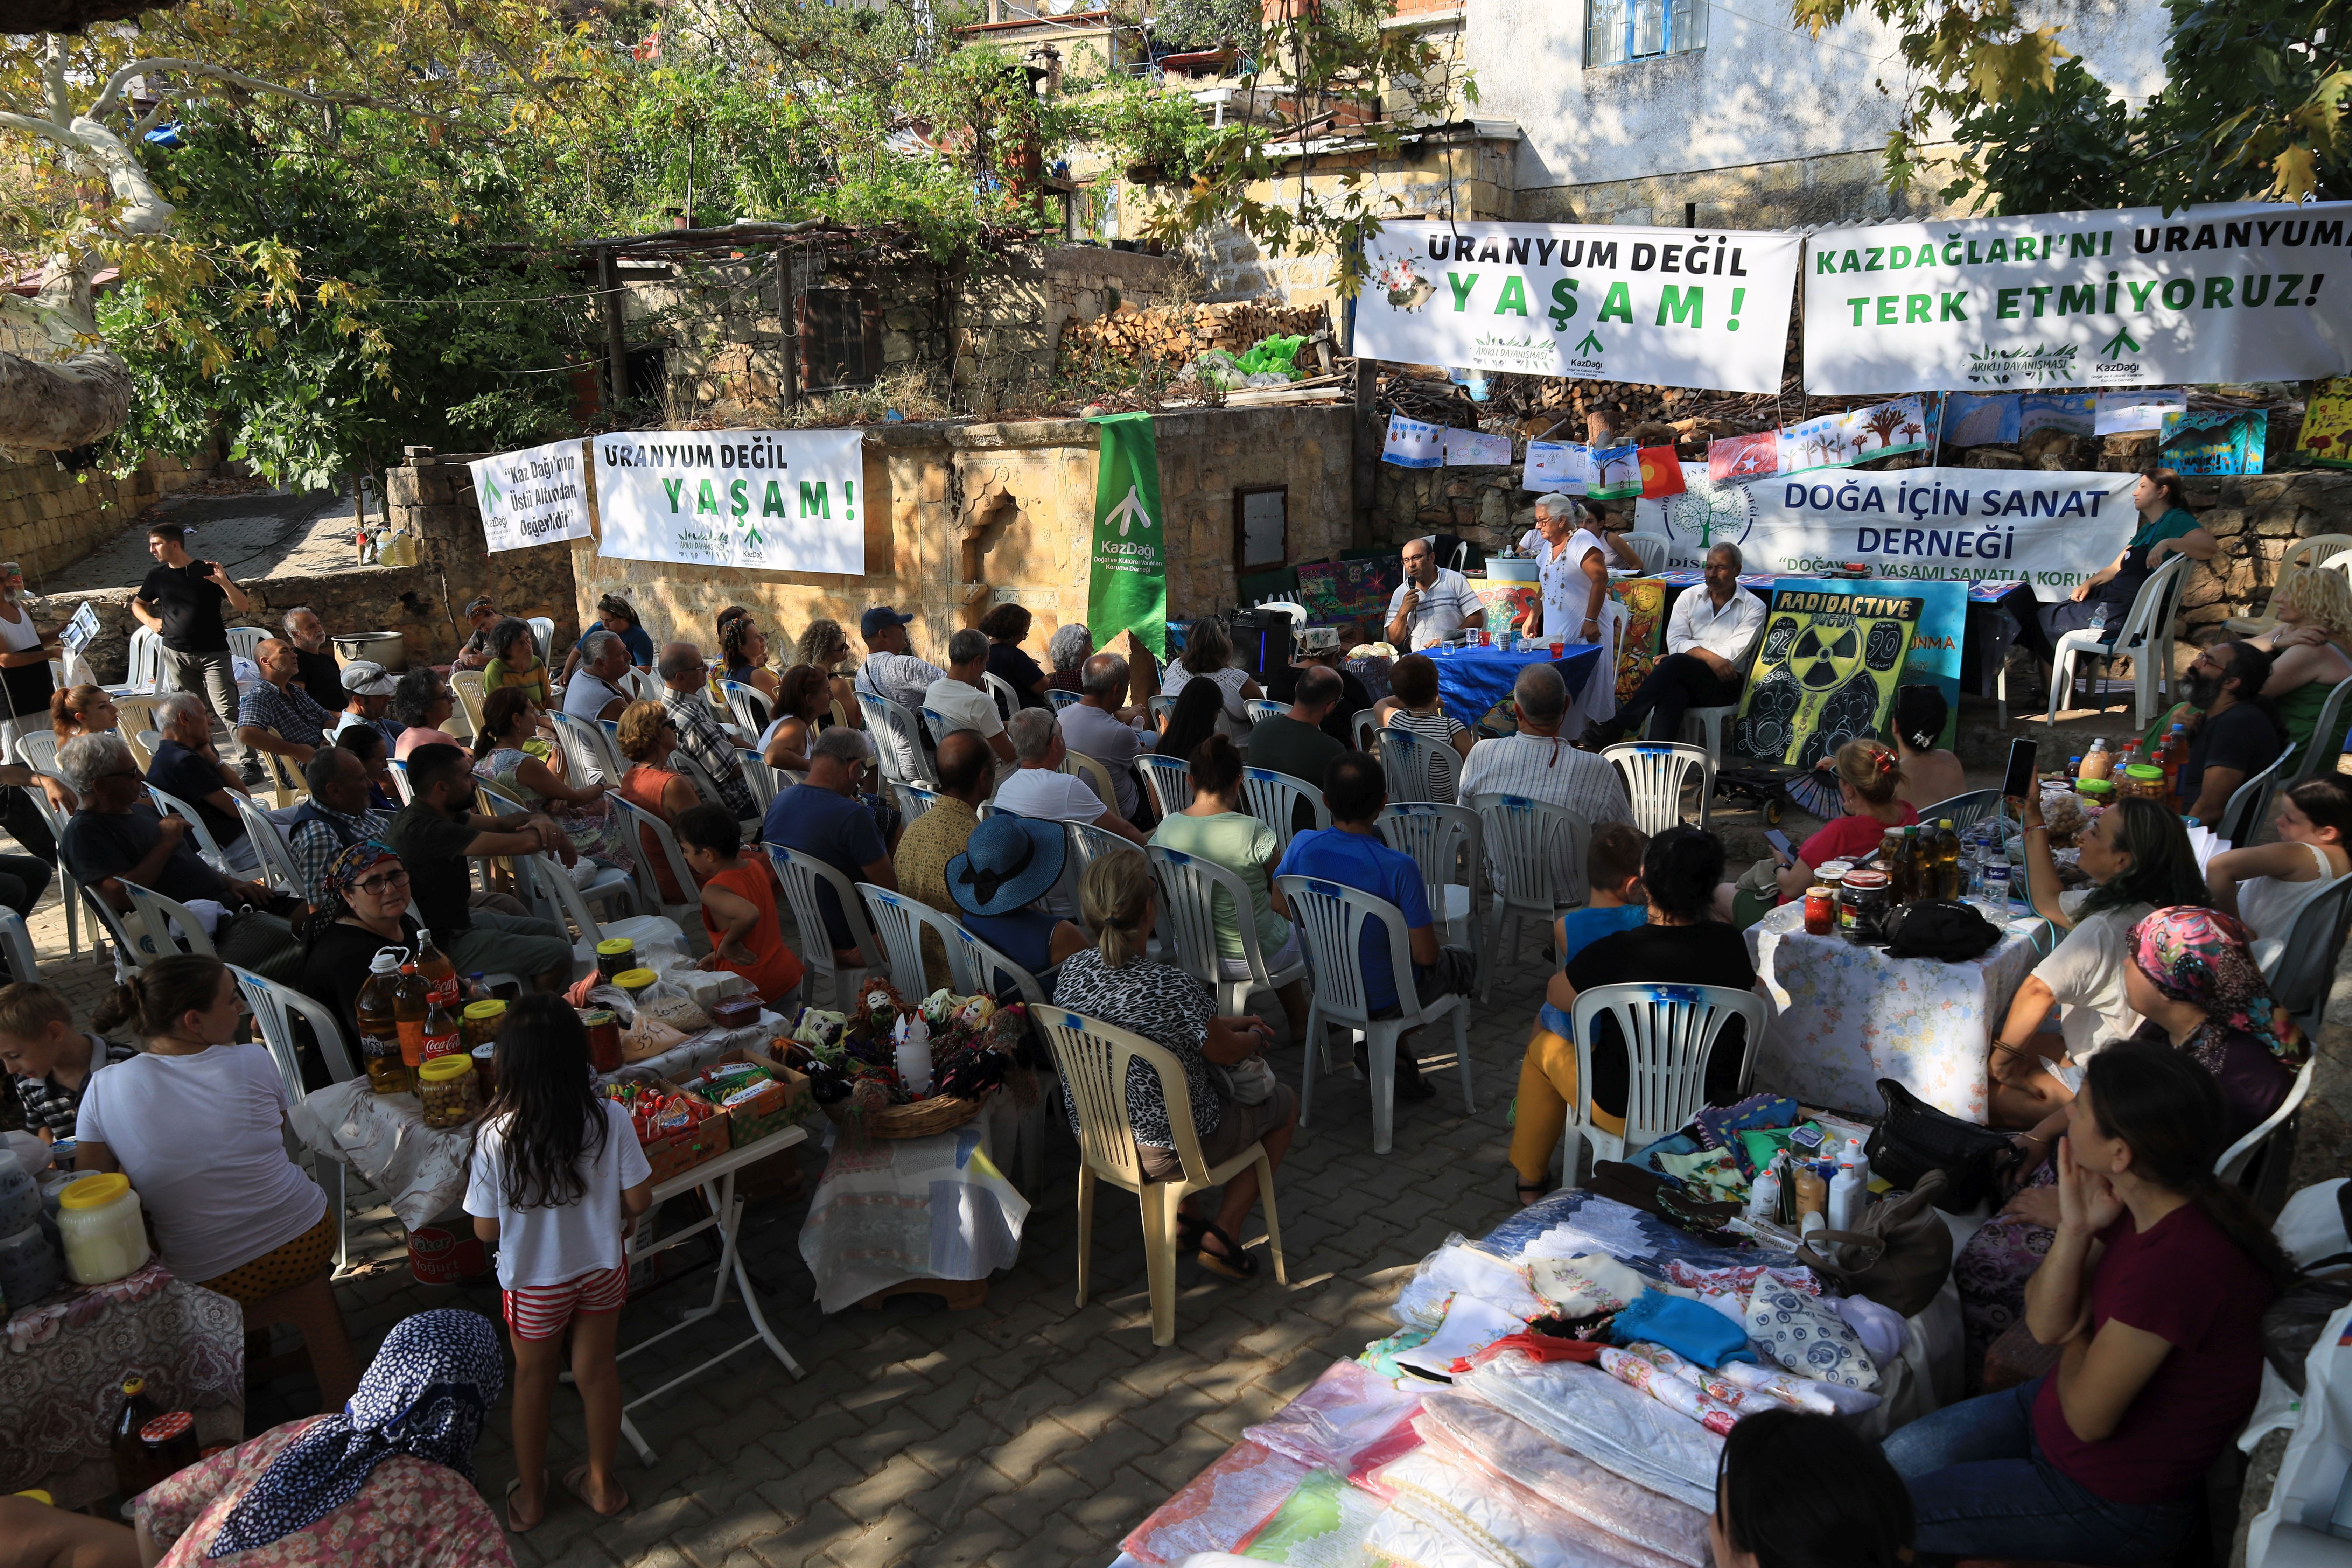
[
  {"xmin": 0, "ymin": 1261, "xmax": 245, "ymax": 1507},
  {"xmin": 798, "ymin": 1092, "xmax": 1030, "ymax": 1314},
  {"xmin": 1746, "ymin": 900, "xmax": 2050, "ymax": 1123},
  {"xmin": 289, "ymin": 1015, "xmax": 784, "ymax": 1232}
]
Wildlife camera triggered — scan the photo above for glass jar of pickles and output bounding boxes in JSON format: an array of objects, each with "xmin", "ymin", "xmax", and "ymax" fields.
[
  {"xmin": 461, "ymin": 999, "xmax": 505, "ymax": 1051},
  {"xmin": 2117, "ymin": 763, "xmax": 2168, "ymax": 807},
  {"xmin": 1838, "ymin": 869, "xmax": 1892, "ymax": 945},
  {"xmin": 416, "ymin": 1054, "xmax": 482, "ymax": 1129}
]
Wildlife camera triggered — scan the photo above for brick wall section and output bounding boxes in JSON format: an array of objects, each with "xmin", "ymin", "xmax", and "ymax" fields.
[
  {"xmin": 568, "ymin": 404, "xmax": 1356, "ymax": 666},
  {"xmin": 0, "ymin": 449, "xmax": 215, "ymax": 583}
]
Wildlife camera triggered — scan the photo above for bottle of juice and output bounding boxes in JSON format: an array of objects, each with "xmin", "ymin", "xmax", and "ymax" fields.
[
  {"xmin": 1933, "ymin": 818, "xmax": 1962, "ymax": 899},
  {"xmin": 393, "ymin": 961, "xmax": 430, "ymax": 1070},
  {"xmin": 415, "ymin": 931, "xmax": 459, "ymax": 1013},
  {"xmin": 1879, "ymin": 828, "xmax": 1910, "ymax": 903},
  {"xmin": 1901, "ymin": 824, "xmax": 1924, "ymax": 903},
  {"xmin": 357, "ymin": 950, "xmax": 410, "ymax": 1095},
  {"xmin": 2160, "ymin": 723, "xmax": 2189, "ymax": 805},
  {"xmin": 2081, "ymin": 737, "xmax": 2112, "ymax": 782}
]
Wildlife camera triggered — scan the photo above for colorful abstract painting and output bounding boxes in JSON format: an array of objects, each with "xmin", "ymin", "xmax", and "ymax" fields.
[{"xmin": 1610, "ymin": 577, "xmax": 1667, "ymax": 704}]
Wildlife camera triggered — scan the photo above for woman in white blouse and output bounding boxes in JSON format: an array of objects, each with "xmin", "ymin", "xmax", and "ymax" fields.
[
  {"xmin": 2206, "ymin": 776, "xmax": 2352, "ymax": 970},
  {"xmin": 1987, "ymin": 795, "xmax": 2208, "ymax": 1127},
  {"xmin": 1517, "ymin": 494, "xmax": 1642, "ymax": 659},
  {"xmin": 1160, "ymin": 615, "xmax": 1262, "ymax": 744}
]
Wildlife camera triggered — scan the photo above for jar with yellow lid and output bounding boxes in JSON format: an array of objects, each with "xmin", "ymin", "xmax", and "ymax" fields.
[
  {"xmin": 416, "ymin": 1054, "xmax": 483, "ymax": 1129},
  {"xmin": 2116, "ymin": 762, "xmax": 2169, "ymax": 807},
  {"xmin": 611, "ymin": 968, "xmax": 658, "ymax": 1003},
  {"xmin": 594, "ymin": 938, "xmax": 635, "ymax": 981},
  {"xmin": 461, "ymin": 999, "xmax": 506, "ymax": 1051},
  {"xmin": 2075, "ymin": 777, "xmax": 2115, "ymax": 804},
  {"xmin": 57, "ymin": 1172, "xmax": 149, "ymax": 1284}
]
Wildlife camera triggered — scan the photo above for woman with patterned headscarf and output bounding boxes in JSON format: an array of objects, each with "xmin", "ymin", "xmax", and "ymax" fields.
[
  {"xmin": 297, "ymin": 839, "xmax": 427, "ymax": 1063},
  {"xmin": 1952, "ymin": 905, "xmax": 2298, "ymax": 1382},
  {"xmin": 134, "ymin": 1308, "xmax": 511, "ymax": 1564}
]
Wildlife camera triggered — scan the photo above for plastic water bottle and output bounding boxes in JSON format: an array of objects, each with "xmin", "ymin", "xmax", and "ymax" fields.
[
  {"xmin": 1980, "ymin": 857, "xmax": 2013, "ymax": 922},
  {"xmin": 1746, "ymin": 1164, "xmax": 1783, "ymax": 1225},
  {"xmin": 1828, "ymin": 1140, "xmax": 1868, "ymax": 1232},
  {"xmin": 2087, "ymin": 600, "xmax": 2109, "ymax": 636}
]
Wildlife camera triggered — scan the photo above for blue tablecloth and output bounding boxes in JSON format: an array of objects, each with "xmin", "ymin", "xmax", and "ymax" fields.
[{"xmin": 1429, "ymin": 642, "xmax": 1603, "ymax": 728}]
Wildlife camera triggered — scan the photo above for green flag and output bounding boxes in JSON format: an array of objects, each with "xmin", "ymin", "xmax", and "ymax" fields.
[{"xmin": 1086, "ymin": 412, "xmax": 1167, "ymax": 657}]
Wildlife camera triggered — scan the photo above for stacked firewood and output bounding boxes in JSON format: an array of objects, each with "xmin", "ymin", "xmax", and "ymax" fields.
[{"xmin": 1056, "ymin": 300, "xmax": 1334, "ymax": 374}]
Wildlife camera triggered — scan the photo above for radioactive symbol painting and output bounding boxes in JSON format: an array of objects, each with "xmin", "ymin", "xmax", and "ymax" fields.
[{"xmin": 1734, "ymin": 589, "xmax": 1923, "ymax": 764}]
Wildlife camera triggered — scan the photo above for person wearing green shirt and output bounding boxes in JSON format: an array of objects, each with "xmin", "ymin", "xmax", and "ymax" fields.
[{"xmin": 1147, "ymin": 730, "xmax": 1308, "ymax": 1041}]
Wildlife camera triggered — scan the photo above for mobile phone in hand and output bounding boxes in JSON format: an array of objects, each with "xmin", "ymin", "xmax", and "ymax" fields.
[
  {"xmin": 2001, "ymin": 737, "xmax": 2039, "ymax": 800},
  {"xmin": 1763, "ymin": 827, "xmax": 1795, "ymax": 869}
]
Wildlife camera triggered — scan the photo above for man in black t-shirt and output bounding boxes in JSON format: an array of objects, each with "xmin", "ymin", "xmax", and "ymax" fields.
[
  {"xmin": 131, "ymin": 521, "xmax": 251, "ymax": 765},
  {"xmin": 2181, "ymin": 640, "xmax": 2287, "ymax": 827},
  {"xmin": 380, "ymin": 744, "xmax": 576, "ymax": 992}
]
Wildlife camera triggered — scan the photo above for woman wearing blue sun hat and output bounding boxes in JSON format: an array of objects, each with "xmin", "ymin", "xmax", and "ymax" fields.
[{"xmin": 946, "ymin": 812, "xmax": 1090, "ymax": 995}]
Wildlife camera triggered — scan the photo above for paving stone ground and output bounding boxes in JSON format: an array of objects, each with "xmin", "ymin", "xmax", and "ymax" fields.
[{"xmin": 18, "ymin": 859, "xmax": 1550, "ymax": 1568}]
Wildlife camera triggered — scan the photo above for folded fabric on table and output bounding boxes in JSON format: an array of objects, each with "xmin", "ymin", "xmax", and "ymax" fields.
[
  {"xmin": 1416, "ymin": 1391, "xmax": 1713, "ymax": 1568},
  {"xmin": 1710, "ymin": 1355, "xmax": 1879, "ymax": 1416},
  {"xmin": 1659, "ymin": 1259, "xmax": 1820, "ymax": 1324},
  {"xmin": 1226, "ymin": 1467, "xmax": 1386, "ymax": 1565},
  {"xmin": 1469, "ymin": 1330, "xmax": 1606, "ymax": 1368},
  {"xmin": 1744, "ymin": 1280, "xmax": 1883, "ymax": 1393},
  {"xmin": 1396, "ymin": 1237, "xmax": 1551, "ymax": 1329},
  {"xmin": 1456, "ymin": 1352, "xmax": 1723, "ymax": 1510},
  {"xmin": 1612, "ymin": 1290, "xmax": 1756, "ymax": 1368},
  {"xmin": 1242, "ymin": 1357, "xmax": 1426, "ymax": 1471},
  {"xmin": 1691, "ymin": 1095, "xmax": 1801, "ymax": 1170},
  {"xmin": 1483, "ymin": 1191, "xmax": 1800, "ymax": 1278},
  {"xmin": 1529, "ymin": 1252, "xmax": 1655, "ymax": 1317},
  {"xmin": 1119, "ymin": 1439, "xmax": 1309, "ymax": 1565},
  {"xmin": 1654, "ymin": 1147, "xmax": 1746, "ymax": 1204},
  {"xmin": 1598, "ymin": 1346, "xmax": 1739, "ymax": 1435},
  {"xmin": 1368, "ymin": 1445, "xmax": 1664, "ymax": 1568}
]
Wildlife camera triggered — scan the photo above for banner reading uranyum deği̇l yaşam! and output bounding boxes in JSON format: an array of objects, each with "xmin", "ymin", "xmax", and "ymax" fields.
[
  {"xmin": 1086, "ymin": 412, "xmax": 1167, "ymax": 657},
  {"xmin": 593, "ymin": 430, "xmax": 865, "ymax": 572}
]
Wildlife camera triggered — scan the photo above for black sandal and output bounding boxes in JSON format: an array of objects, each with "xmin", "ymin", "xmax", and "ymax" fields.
[
  {"xmin": 1194, "ymin": 1220, "xmax": 1258, "ymax": 1280},
  {"xmin": 1516, "ymin": 1179, "xmax": 1548, "ymax": 1207},
  {"xmin": 1174, "ymin": 1209, "xmax": 1207, "ymax": 1252}
]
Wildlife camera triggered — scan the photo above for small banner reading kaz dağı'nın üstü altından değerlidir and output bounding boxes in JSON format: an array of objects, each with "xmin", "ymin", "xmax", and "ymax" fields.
[
  {"xmin": 470, "ymin": 438, "xmax": 592, "ymax": 553},
  {"xmin": 593, "ymin": 429, "xmax": 864, "ymax": 573},
  {"xmin": 1353, "ymin": 219, "xmax": 1801, "ymax": 394}
]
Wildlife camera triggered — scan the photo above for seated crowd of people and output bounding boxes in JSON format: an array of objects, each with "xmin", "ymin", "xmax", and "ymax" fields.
[{"xmin": 0, "ymin": 516, "xmax": 2344, "ymax": 1565}]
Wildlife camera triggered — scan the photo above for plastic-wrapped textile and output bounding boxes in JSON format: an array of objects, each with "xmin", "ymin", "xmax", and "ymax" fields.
[
  {"xmin": 1528, "ymin": 1253, "xmax": 1655, "ymax": 1316},
  {"xmin": 1120, "ymin": 1440, "xmax": 1310, "ymax": 1566},
  {"xmin": 1708, "ymin": 1354, "xmax": 1878, "ymax": 1416},
  {"xmin": 1366, "ymin": 1446, "xmax": 1664, "ymax": 1568},
  {"xmin": 1240, "ymin": 1358, "xmax": 1425, "ymax": 1472},
  {"xmin": 1415, "ymin": 1392, "xmax": 1712, "ymax": 1568},
  {"xmin": 1394, "ymin": 1237, "xmax": 1551, "ymax": 1328},
  {"xmin": 1597, "ymin": 1347, "xmax": 1739, "ymax": 1435},
  {"xmin": 1658, "ymin": 1259, "xmax": 1819, "ymax": 1308},
  {"xmin": 1454, "ymin": 1353, "xmax": 1722, "ymax": 1511},
  {"xmin": 1226, "ymin": 1468, "xmax": 1387, "ymax": 1566},
  {"xmin": 1359, "ymin": 1325, "xmax": 1436, "ymax": 1380}
]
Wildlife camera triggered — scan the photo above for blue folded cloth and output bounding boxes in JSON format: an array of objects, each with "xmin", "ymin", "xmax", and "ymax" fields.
[{"xmin": 1612, "ymin": 1289, "xmax": 1758, "ymax": 1368}]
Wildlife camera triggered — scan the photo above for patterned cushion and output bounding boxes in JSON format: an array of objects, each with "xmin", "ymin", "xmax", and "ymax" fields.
[{"xmin": 1744, "ymin": 1280, "xmax": 1883, "ymax": 1392}]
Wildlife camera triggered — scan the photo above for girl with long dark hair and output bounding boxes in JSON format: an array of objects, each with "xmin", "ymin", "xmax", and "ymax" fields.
[
  {"xmin": 1152, "ymin": 678, "xmax": 1228, "ymax": 778},
  {"xmin": 1990, "ymin": 795, "xmax": 2208, "ymax": 1125},
  {"xmin": 464, "ymin": 997, "xmax": 652, "ymax": 1530},
  {"xmin": 1889, "ymin": 1042, "xmax": 2289, "ymax": 1562},
  {"xmin": 1714, "ymin": 1407, "xmax": 1913, "ymax": 1568}
]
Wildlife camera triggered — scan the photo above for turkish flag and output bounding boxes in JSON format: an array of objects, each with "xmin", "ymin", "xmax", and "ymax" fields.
[{"xmin": 1638, "ymin": 446, "xmax": 1686, "ymax": 499}]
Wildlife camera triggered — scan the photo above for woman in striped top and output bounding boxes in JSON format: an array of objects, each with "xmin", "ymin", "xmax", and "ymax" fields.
[{"xmin": 1372, "ymin": 653, "xmax": 1474, "ymax": 802}]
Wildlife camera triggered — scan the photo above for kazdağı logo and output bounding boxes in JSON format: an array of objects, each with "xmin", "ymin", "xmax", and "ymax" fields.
[
  {"xmin": 1105, "ymin": 484, "xmax": 1155, "ymax": 537},
  {"xmin": 1574, "ymin": 330, "xmax": 1604, "ymax": 356},
  {"xmin": 481, "ymin": 476, "xmax": 504, "ymax": 514},
  {"xmin": 2100, "ymin": 329, "xmax": 2142, "ymax": 361}
]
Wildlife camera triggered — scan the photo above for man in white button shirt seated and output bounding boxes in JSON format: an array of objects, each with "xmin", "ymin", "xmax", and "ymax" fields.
[
  {"xmin": 993, "ymin": 709, "xmax": 1148, "ymax": 845},
  {"xmin": 1582, "ymin": 541, "xmax": 1767, "ymax": 747},
  {"xmin": 922, "ymin": 629, "xmax": 1016, "ymax": 769},
  {"xmin": 1385, "ymin": 537, "xmax": 1487, "ymax": 650}
]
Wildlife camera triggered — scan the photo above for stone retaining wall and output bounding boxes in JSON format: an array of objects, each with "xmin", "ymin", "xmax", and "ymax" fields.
[{"xmin": 0, "ymin": 449, "xmax": 215, "ymax": 584}]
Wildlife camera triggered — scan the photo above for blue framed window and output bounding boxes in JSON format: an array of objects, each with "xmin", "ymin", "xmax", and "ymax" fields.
[{"xmin": 1587, "ymin": 0, "xmax": 1707, "ymax": 65}]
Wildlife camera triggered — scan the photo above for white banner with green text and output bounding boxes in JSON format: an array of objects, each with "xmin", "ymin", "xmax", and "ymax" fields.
[
  {"xmin": 593, "ymin": 430, "xmax": 865, "ymax": 573},
  {"xmin": 1804, "ymin": 201, "xmax": 2352, "ymax": 393},
  {"xmin": 469, "ymin": 438, "xmax": 592, "ymax": 554},
  {"xmin": 1354, "ymin": 219, "xmax": 1801, "ymax": 393}
]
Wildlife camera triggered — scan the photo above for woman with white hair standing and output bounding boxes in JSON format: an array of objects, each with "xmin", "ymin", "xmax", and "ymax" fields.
[{"xmin": 1518, "ymin": 494, "xmax": 1642, "ymax": 664}]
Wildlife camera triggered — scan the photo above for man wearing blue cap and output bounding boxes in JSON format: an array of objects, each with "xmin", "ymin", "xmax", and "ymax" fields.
[
  {"xmin": 856, "ymin": 606, "xmax": 945, "ymax": 712},
  {"xmin": 946, "ymin": 813, "xmax": 1090, "ymax": 988}
]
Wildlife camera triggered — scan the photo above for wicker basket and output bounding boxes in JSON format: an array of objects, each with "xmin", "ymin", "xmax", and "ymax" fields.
[{"xmin": 821, "ymin": 1089, "xmax": 987, "ymax": 1140}]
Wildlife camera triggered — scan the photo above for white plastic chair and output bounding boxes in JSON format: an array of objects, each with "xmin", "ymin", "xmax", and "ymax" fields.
[
  {"xmin": 718, "ymin": 681, "xmax": 769, "ymax": 739},
  {"xmin": 1676, "ymin": 616, "xmax": 1767, "ymax": 760},
  {"xmin": 2288, "ymin": 674, "xmax": 2352, "ymax": 784},
  {"xmin": 1561, "ymin": 982, "xmax": 1767, "ymax": 1169},
  {"xmin": 1350, "ymin": 709, "xmax": 1380, "ymax": 754},
  {"xmin": 609, "ymin": 795, "xmax": 702, "ymax": 925},
  {"xmin": 736, "ymin": 750, "xmax": 780, "ymax": 811},
  {"xmin": 525, "ymin": 853, "xmax": 687, "ymax": 980},
  {"xmin": 1376, "ymin": 802, "xmax": 1485, "ymax": 980},
  {"xmin": 1239, "ymin": 766, "xmax": 1330, "ymax": 857},
  {"xmin": 858, "ymin": 882, "xmax": 969, "ymax": 996},
  {"xmin": 859, "ymin": 692, "xmax": 937, "ymax": 790},
  {"xmin": 2216, "ymin": 1056, "xmax": 2315, "ymax": 1206},
  {"xmin": 1244, "ymin": 698, "xmax": 1286, "ymax": 729},
  {"xmin": 949, "ymin": 925, "xmax": 1051, "ymax": 1007},
  {"xmin": 2227, "ymin": 534, "xmax": 2352, "ymax": 637},
  {"xmin": 549, "ymin": 711, "xmax": 623, "ymax": 786},
  {"xmin": 767, "ymin": 845, "xmax": 887, "ymax": 1009},
  {"xmin": 1037, "ymin": 1007, "xmax": 1286, "ymax": 1346},
  {"xmin": 384, "ymin": 758, "xmax": 414, "ymax": 804},
  {"xmin": 13, "ymin": 730, "xmax": 59, "ymax": 781},
  {"xmin": 1147, "ymin": 693, "xmax": 1175, "ymax": 725},
  {"xmin": 1470, "ymin": 792, "xmax": 1592, "ymax": 1000},
  {"xmin": 144, "ymin": 783, "xmax": 239, "ymax": 876},
  {"xmin": 447, "ymin": 669, "xmax": 489, "ymax": 738},
  {"xmin": 1377, "ymin": 725, "xmax": 1445, "ymax": 805},
  {"xmin": 1147, "ymin": 845, "xmax": 1309, "ymax": 1016},
  {"xmin": 21, "ymin": 786, "xmax": 81, "ymax": 955},
  {"xmin": 232, "ymin": 792, "xmax": 304, "ymax": 896},
  {"xmin": 1063, "ymin": 750, "xmax": 1119, "ymax": 817},
  {"xmin": 528, "ymin": 616, "xmax": 556, "ymax": 668},
  {"xmin": 891, "ymin": 782, "xmax": 941, "ymax": 825},
  {"xmin": 1135, "ymin": 753, "xmax": 1195, "ymax": 819},
  {"xmin": 1066, "ymin": 819, "xmax": 1132, "ymax": 885},
  {"xmin": 1916, "ymin": 788, "xmax": 2007, "ymax": 840},
  {"xmin": 469, "ymin": 775, "xmax": 636, "ymax": 924},
  {"xmin": 2046, "ymin": 553, "xmax": 2189, "ymax": 730},
  {"xmin": 105, "ymin": 626, "xmax": 163, "ymax": 697},
  {"xmin": 2217, "ymin": 749, "xmax": 2290, "ymax": 847},
  {"xmin": 982, "ymin": 670, "xmax": 1023, "ymax": 724},
  {"xmin": 0, "ymin": 908, "xmax": 36, "ymax": 984},
  {"xmin": 1255, "ymin": 599, "xmax": 1310, "ymax": 626},
  {"xmin": 1276, "ymin": 874, "xmax": 1474, "ymax": 1156},
  {"xmin": 231, "ymin": 966, "xmax": 369, "ymax": 1275},
  {"xmin": 225, "ymin": 626, "xmax": 266, "ymax": 666},
  {"xmin": 120, "ymin": 880, "xmax": 218, "ymax": 959},
  {"xmin": 1602, "ymin": 741, "xmax": 1714, "ymax": 834},
  {"xmin": 1620, "ymin": 534, "xmax": 1668, "ymax": 573},
  {"xmin": 1048, "ymin": 689, "xmax": 1083, "ymax": 712},
  {"xmin": 2260, "ymin": 872, "xmax": 2352, "ymax": 1025},
  {"xmin": 81, "ymin": 885, "xmax": 159, "ymax": 975}
]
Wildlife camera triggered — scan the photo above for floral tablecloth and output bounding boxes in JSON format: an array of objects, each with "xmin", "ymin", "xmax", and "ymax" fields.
[
  {"xmin": 290, "ymin": 1016, "xmax": 782, "ymax": 1233},
  {"xmin": 0, "ymin": 1261, "xmax": 244, "ymax": 1507},
  {"xmin": 798, "ymin": 1093, "xmax": 1030, "ymax": 1314},
  {"xmin": 1746, "ymin": 899, "xmax": 2049, "ymax": 1122}
]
